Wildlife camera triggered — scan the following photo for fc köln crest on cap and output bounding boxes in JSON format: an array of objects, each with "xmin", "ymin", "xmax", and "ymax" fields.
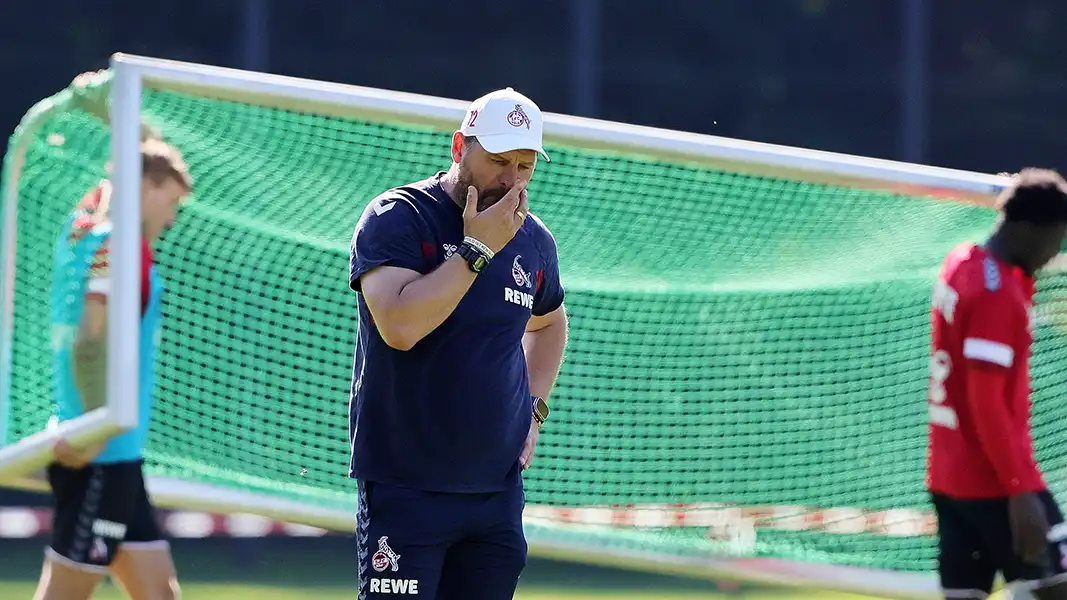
[{"xmin": 507, "ymin": 104, "xmax": 532, "ymax": 129}]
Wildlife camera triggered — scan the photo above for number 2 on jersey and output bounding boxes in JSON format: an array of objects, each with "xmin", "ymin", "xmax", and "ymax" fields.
[{"xmin": 928, "ymin": 349, "xmax": 958, "ymax": 429}]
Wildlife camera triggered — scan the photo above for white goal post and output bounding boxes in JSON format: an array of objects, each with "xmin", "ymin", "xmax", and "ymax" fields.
[
  {"xmin": 0, "ymin": 52, "xmax": 1019, "ymax": 598},
  {"xmin": 0, "ymin": 63, "xmax": 145, "ymax": 479}
]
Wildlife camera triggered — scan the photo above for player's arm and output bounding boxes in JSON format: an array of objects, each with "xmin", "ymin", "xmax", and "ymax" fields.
[
  {"xmin": 71, "ymin": 240, "xmax": 115, "ymax": 413},
  {"xmin": 54, "ymin": 243, "xmax": 117, "ymax": 468},
  {"xmin": 53, "ymin": 264, "xmax": 112, "ymax": 469},
  {"xmin": 960, "ymin": 292, "xmax": 1032, "ymax": 493},
  {"xmin": 523, "ymin": 227, "xmax": 568, "ymax": 400},
  {"xmin": 361, "ymin": 260, "xmax": 478, "ymax": 351},
  {"xmin": 962, "ymin": 293, "xmax": 1054, "ymax": 565},
  {"xmin": 351, "ymin": 196, "xmax": 477, "ymax": 351},
  {"xmin": 72, "ymin": 296, "xmax": 109, "ymax": 412},
  {"xmin": 355, "ymin": 185, "xmax": 526, "ymax": 351},
  {"xmin": 524, "ymin": 305, "xmax": 568, "ymax": 399}
]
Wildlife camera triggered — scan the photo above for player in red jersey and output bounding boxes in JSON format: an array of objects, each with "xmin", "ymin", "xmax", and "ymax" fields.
[{"xmin": 928, "ymin": 168, "xmax": 1067, "ymax": 599}]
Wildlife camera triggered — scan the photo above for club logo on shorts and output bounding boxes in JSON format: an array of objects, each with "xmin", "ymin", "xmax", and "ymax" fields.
[
  {"xmin": 371, "ymin": 535, "xmax": 401, "ymax": 572},
  {"xmin": 512, "ymin": 255, "xmax": 532, "ymax": 288},
  {"xmin": 507, "ymin": 104, "xmax": 531, "ymax": 129},
  {"xmin": 89, "ymin": 537, "xmax": 108, "ymax": 562}
]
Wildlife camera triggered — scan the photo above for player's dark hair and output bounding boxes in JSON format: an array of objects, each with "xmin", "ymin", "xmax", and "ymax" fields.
[{"xmin": 997, "ymin": 168, "xmax": 1067, "ymax": 224}]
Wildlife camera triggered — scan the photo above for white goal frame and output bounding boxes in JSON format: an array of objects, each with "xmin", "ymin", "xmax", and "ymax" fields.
[{"xmin": 0, "ymin": 52, "xmax": 1018, "ymax": 598}]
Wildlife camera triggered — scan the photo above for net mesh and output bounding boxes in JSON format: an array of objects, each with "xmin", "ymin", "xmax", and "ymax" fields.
[{"xmin": 6, "ymin": 76, "xmax": 1067, "ymax": 575}]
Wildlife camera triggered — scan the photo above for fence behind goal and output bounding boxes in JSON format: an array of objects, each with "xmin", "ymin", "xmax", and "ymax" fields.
[{"xmin": 5, "ymin": 54, "xmax": 1067, "ymax": 598}]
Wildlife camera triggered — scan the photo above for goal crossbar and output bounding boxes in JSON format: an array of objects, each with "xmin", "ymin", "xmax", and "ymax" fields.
[
  {"xmin": 117, "ymin": 53, "xmax": 1007, "ymax": 207},
  {"xmin": 0, "ymin": 52, "xmax": 1019, "ymax": 598}
]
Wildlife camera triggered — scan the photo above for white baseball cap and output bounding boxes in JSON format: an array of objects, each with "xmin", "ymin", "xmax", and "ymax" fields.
[{"xmin": 459, "ymin": 87, "xmax": 550, "ymax": 162}]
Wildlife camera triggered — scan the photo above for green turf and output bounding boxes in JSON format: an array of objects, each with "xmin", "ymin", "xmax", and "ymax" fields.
[
  {"xmin": 0, "ymin": 580, "xmax": 886, "ymax": 600},
  {"xmin": 0, "ymin": 538, "xmax": 897, "ymax": 599}
]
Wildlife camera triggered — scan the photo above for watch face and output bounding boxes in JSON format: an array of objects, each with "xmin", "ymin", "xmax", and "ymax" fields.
[
  {"xmin": 534, "ymin": 396, "xmax": 549, "ymax": 418},
  {"xmin": 473, "ymin": 256, "xmax": 488, "ymax": 271}
]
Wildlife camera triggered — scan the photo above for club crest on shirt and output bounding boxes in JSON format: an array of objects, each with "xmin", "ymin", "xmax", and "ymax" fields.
[
  {"xmin": 371, "ymin": 536, "xmax": 400, "ymax": 572},
  {"xmin": 512, "ymin": 255, "xmax": 532, "ymax": 288},
  {"xmin": 983, "ymin": 256, "xmax": 1001, "ymax": 291}
]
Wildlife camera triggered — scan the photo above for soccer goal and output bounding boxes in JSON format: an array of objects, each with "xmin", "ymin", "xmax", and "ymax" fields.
[{"xmin": 5, "ymin": 53, "xmax": 1062, "ymax": 599}]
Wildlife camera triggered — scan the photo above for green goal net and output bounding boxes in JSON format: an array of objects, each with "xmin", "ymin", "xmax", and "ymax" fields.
[{"xmin": 5, "ymin": 64, "xmax": 1067, "ymax": 593}]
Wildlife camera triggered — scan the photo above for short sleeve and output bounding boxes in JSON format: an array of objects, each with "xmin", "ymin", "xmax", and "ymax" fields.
[
  {"xmin": 86, "ymin": 239, "xmax": 110, "ymax": 296},
  {"xmin": 961, "ymin": 289, "xmax": 1026, "ymax": 370},
  {"xmin": 531, "ymin": 224, "xmax": 565, "ymax": 317},
  {"xmin": 81, "ymin": 236, "xmax": 151, "ymax": 312},
  {"xmin": 349, "ymin": 194, "xmax": 426, "ymax": 293}
]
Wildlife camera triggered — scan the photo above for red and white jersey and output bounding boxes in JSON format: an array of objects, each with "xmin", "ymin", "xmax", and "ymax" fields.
[
  {"xmin": 926, "ymin": 242, "xmax": 1045, "ymax": 499},
  {"xmin": 71, "ymin": 182, "xmax": 154, "ymax": 313}
]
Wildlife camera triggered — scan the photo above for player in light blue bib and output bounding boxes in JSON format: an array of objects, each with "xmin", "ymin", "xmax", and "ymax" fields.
[
  {"xmin": 51, "ymin": 214, "xmax": 163, "ymax": 464},
  {"xmin": 33, "ymin": 130, "xmax": 193, "ymax": 600}
]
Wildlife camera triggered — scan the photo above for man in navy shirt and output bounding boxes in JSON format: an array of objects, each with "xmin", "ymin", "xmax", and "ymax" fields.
[{"xmin": 348, "ymin": 87, "xmax": 569, "ymax": 599}]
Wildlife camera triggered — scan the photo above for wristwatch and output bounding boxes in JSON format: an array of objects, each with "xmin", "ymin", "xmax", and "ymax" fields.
[
  {"xmin": 532, "ymin": 396, "xmax": 549, "ymax": 429},
  {"xmin": 457, "ymin": 241, "xmax": 491, "ymax": 273}
]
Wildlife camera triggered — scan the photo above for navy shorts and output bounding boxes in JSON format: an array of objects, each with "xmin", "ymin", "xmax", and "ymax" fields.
[
  {"xmin": 356, "ymin": 478, "xmax": 527, "ymax": 599},
  {"xmin": 932, "ymin": 490, "xmax": 1067, "ymax": 595}
]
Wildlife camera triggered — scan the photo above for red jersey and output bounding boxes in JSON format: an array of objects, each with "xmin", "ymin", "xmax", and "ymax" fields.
[{"xmin": 926, "ymin": 242, "xmax": 1045, "ymax": 499}]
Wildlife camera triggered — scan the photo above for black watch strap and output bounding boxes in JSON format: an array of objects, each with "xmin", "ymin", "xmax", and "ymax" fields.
[{"xmin": 457, "ymin": 238, "xmax": 492, "ymax": 273}]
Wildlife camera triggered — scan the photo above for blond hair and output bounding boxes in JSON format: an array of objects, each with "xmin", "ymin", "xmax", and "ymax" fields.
[
  {"xmin": 140, "ymin": 138, "xmax": 193, "ymax": 192},
  {"xmin": 93, "ymin": 140, "xmax": 192, "ymax": 218}
]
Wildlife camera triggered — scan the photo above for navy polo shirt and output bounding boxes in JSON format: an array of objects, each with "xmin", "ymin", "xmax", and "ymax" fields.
[{"xmin": 348, "ymin": 172, "xmax": 564, "ymax": 493}]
